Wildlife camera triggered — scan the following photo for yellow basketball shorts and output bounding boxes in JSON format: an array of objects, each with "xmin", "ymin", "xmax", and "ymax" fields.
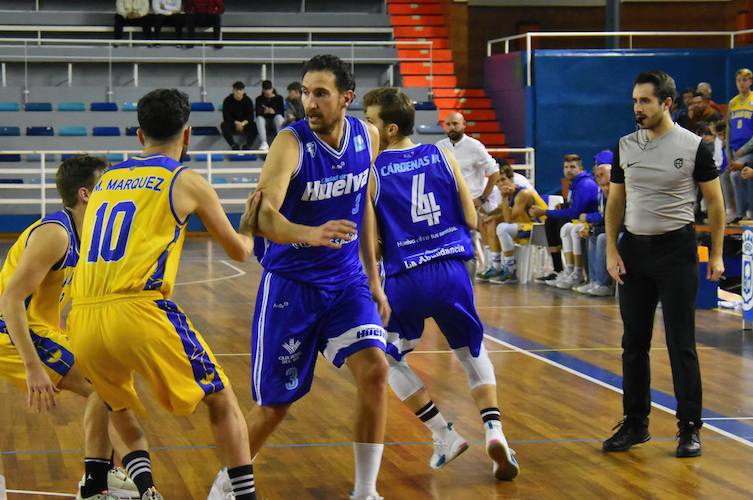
[
  {"xmin": 0, "ymin": 320, "xmax": 74, "ymax": 389},
  {"xmin": 68, "ymin": 292, "xmax": 229, "ymax": 416}
]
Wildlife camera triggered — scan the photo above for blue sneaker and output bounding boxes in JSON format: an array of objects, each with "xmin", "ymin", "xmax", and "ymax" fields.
[
  {"xmin": 477, "ymin": 267, "xmax": 501, "ymax": 282},
  {"xmin": 489, "ymin": 267, "xmax": 518, "ymax": 284}
]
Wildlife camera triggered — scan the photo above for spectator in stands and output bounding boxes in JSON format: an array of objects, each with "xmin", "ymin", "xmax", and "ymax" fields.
[
  {"xmin": 685, "ymin": 92, "xmax": 722, "ymax": 132},
  {"xmin": 437, "ymin": 111, "xmax": 500, "ymax": 278},
  {"xmin": 221, "ymin": 81, "xmax": 256, "ymax": 150},
  {"xmin": 696, "ymin": 82, "xmax": 724, "ymax": 115},
  {"xmin": 285, "ymin": 81, "xmax": 305, "ymax": 124},
  {"xmin": 254, "ymin": 80, "xmax": 285, "ymax": 151},
  {"xmin": 674, "ymin": 87, "xmax": 695, "ymax": 126},
  {"xmin": 530, "ymin": 153, "xmax": 599, "ymax": 287},
  {"xmin": 185, "ymin": 0, "xmax": 223, "ymax": 47},
  {"xmin": 728, "ymin": 68, "xmax": 753, "ymax": 222},
  {"xmin": 151, "ymin": 0, "xmax": 184, "ymax": 45},
  {"xmin": 114, "ymin": 0, "xmax": 153, "ymax": 41},
  {"xmin": 478, "ymin": 163, "xmax": 547, "ymax": 284},
  {"xmin": 574, "ymin": 164, "xmax": 614, "ymax": 297}
]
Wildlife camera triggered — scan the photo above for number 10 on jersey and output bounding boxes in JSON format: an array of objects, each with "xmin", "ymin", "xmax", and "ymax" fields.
[
  {"xmin": 411, "ymin": 173, "xmax": 441, "ymax": 226},
  {"xmin": 87, "ymin": 201, "xmax": 136, "ymax": 263}
]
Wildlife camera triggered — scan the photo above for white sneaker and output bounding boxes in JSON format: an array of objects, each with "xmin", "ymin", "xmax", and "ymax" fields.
[
  {"xmin": 588, "ymin": 284, "xmax": 615, "ymax": 297},
  {"xmin": 430, "ymin": 422, "xmax": 469, "ymax": 469},
  {"xmin": 555, "ymin": 269, "xmax": 585, "ymax": 289},
  {"xmin": 207, "ymin": 468, "xmax": 234, "ymax": 499},
  {"xmin": 486, "ymin": 422, "xmax": 519, "ymax": 481},
  {"xmin": 545, "ymin": 270, "xmax": 569, "ymax": 287},
  {"xmin": 259, "ymin": 141, "xmax": 269, "ymax": 152},
  {"xmin": 140, "ymin": 488, "xmax": 163, "ymax": 500},
  {"xmin": 77, "ymin": 468, "xmax": 138, "ymax": 500},
  {"xmin": 107, "ymin": 468, "xmax": 139, "ymax": 498},
  {"xmin": 76, "ymin": 493, "xmax": 120, "ymax": 500},
  {"xmin": 573, "ymin": 282, "xmax": 594, "ymax": 294}
]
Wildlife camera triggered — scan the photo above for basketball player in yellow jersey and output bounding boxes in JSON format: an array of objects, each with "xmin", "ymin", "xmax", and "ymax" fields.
[
  {"xmin": 68, "ymin": 89, "xmax": 259, "ymax": 500},
  {"xmin": 483, "ymin": 162, "xmax": 547, "ymax": 284},
  {"xmin": 0, "ymin": 156, "xmax": 138, "ymax": 499}
]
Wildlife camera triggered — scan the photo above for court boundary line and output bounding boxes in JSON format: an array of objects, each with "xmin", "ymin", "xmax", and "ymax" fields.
[
  {"xmin": 174, "ymin": 260, "xmax": 246, "ymax": 286},
  {"xmin": 6, "ymin": 489, "xmax": 75, "ymax": 497},
  {"xmin": 482, "ymin": 329, "xmax": 753, "ymax": 450}
]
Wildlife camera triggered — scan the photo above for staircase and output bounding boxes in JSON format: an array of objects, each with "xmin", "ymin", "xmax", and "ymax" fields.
[{"xmin": 387, "ymin": 0, "xmax": 506, "ymax": 151}]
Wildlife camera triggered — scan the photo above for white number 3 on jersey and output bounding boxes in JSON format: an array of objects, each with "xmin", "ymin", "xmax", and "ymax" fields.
[{"xmin": 411, "ymin": 173, "xmax": 442, "ymax": 226}]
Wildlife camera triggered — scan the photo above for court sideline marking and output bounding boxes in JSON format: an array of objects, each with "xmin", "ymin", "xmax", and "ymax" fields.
[{"xmin": 482, "ymin": 325, "xmax": 753, "ymax": 449}]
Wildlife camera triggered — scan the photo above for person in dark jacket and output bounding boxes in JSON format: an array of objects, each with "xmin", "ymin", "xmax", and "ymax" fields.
[
  {"xmin": 221, "ymin": 81, "xmax": 257, "ymax": 150},
  {"xmin": 530, "ymin": 153, "xmax": 599, "ymax": 284},
  {"xmin": 285, "ymin": 81, "xmax": 305, "ymax": 124},
  {"xmin": 254, "ymin": 80, "xmax": 285, "ymax": 151}
]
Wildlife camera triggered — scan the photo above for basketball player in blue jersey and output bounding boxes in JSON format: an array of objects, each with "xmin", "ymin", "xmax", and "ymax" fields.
[
  {"xmin": 244, "ymin": 55, "xmax": 389, "ymax": 500},
  {"xmin": 0, "ymin": 156, "xmax": 138, "ymax": 499},
  {"xmin": 362, "ymin": 87, "xmax": 519, "ymax": 481}
]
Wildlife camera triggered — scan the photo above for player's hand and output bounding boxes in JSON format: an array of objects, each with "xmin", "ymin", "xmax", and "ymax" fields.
[
  {"xmin": 743, "ymin": 166, "xmax": 753, "ymax": 180},
  {"xmin": 529, "ymin": 205, "xmax": 546, "ymax": 219},
  {"xmin": 306, "ymin": 220, "xmax": 358, "ymax": 249},
  {"xmin": 606, "ymin": 247, "xmax": 626, "ymax": 285},
  {"xmin": 239, "ymin": 189, "xmax": 262, "ymax": 236},
  {"xmin": 473, "ymin": 197, "xmax": 482, "ymax": 209},
  {"xmin": 26, "ymin": 363, "xmax": 57, "ymax": 412},
  {"xmin": 578, "ymin": 227, "xmax": 589, "ymax": 238},
  {"xmin": 730, "ymin": 160, "xmax": 744, "ymax": 172},
  {"xmin": 372, "ymin": 288, "xmax": 391, "ymax": 326},
  {"xmin": 708, "ymin": 255, "xmax": 725, "ymax": 281}
]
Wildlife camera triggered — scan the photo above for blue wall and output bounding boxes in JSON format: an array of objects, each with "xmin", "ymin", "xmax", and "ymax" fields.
[{"xmin": 486, "ymin": 48, "xmax": 738, "ymax": 194}]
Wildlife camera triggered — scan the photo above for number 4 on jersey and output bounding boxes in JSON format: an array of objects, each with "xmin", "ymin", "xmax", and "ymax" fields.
[{"xmin": 411, "ymin": 172, "xmax": 441, "ymax": 226}]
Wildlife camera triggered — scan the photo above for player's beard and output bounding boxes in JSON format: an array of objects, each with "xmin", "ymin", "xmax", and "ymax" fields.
[{"xmin": 307, "ymin": 112, "xmax": 337, "ymax": 136}]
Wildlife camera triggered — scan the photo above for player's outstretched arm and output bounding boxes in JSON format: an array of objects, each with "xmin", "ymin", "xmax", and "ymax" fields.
[
  {"xmin": 0, "ymin": 224, "xmax": 69, "ymax": 411},
  {"xmin": 255, "ymin": 130, "xmax": 356, "ymax": 249},
  {"xmin": 442, "ymin": 147, "xmax": 478, "ymax": 230},
  {"xmin": 172, "ymin": 168, "xmax": 254, "ymax": 262}
]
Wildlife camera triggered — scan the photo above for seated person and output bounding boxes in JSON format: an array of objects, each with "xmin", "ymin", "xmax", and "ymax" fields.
[
  {"xmin": 255, "ymin": 80, "xmax": 285, "ymax": 151},
  {"xmin": 114, "ymin": 0, "xmax": 153, "ymax": 41},
  {"xmin": 573, "ymin": 165, "xmax": 615, "ymax": 297},
  {"xmin": 285, "ymin": 81, "xmax": 305, "ymax": 124},
  {"xmin": 151, "ymin": 0, "xmax": 184, "ymax": 44},
  {"xmin": 221, "ymin": 81, "xmax": 257, "ymax": 150},
  {"xmin": 530, "ymin": 153, "xmax": 599, "ymax": 286},
  {"xmin": 477, "ymin": 163, "xmax": 547, "ymax": 284},
  {"xmin": 185, "ymin": 0, "xmax": 223, "ymax": 47}
]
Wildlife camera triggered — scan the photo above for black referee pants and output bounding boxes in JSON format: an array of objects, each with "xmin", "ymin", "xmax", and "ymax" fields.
[{"xmin": 617, "ymin": 224, "xmax": 702, "ymax": 426}]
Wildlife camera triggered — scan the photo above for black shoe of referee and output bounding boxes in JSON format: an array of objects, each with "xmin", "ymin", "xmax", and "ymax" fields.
[
  {"xmin": 535, "ymin": 272, "xmax": 557, "ymax": 283},
  {"xmin": 602, "ymin": 419, "xmax": 650, "ymax": 452},
  {"xmin": 676, "ymin": 422, "xmax": 702, "ymax": 458}
]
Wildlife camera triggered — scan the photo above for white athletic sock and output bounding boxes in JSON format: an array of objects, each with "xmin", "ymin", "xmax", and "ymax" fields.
[
  {"xmin": 503, "ymin": 256, "xmax": 516, "ymax": 270},
  {"xmin": 490, "ymin": 252, "xmax": 502, "ymax": 270},
  {"xmin": 485, "ymin": 420, "xmax": 504, "ymax": 446},
  {"xmin": 483, "ymin": 245, "xmax": 491, "ymax": 267},
  {"xmin": 353, "ymin": 442, "xmax": 383, "ymax": 497},
  {"xmin": 564, "ymin": 265, "xmax": 574, "ymax": 275}
]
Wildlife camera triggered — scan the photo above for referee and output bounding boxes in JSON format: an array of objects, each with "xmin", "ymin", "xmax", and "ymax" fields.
[{"xmin": 603, "ymin": 70, "xmax": 725, "ymax": 458}]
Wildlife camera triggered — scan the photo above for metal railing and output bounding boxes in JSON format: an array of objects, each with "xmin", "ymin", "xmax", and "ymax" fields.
[
  {"xmin": 486, "ymin": 29, "xmax": 753, "ymax": 86},
  {"xmin": 0, "ymin": 146, "xmax": 535, "ymax": 216},
  {"xmin": 0, "ymin": 37, "xmax": 433, "ymax": 99}
]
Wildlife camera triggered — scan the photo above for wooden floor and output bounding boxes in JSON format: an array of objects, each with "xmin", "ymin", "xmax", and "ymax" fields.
[{"xmin": 2, "ymin": 236, "xmax": 753, "ymax": 499}]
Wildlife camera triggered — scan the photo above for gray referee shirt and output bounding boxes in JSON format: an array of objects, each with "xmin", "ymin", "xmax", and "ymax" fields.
[{"xmin": 612, "ymin": 123, "xmax": 718, "ymax": 235}]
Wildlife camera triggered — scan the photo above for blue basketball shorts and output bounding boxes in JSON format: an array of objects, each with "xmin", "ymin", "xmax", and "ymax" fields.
[
  {"xmin": 251, "ymin": 271, "xmax": 386, "ymax": 405},
  {"xmin": 384, "ymin": 258, "xmax": 483, "ymax": 361}
]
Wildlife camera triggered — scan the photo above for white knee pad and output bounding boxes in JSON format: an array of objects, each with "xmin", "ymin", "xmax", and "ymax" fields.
[
  {"xmin": 453, "ymin": 345, "xmax": 496, "ymax": 390},
  {"xmin": 387, "ymin": 356, "xmax": 424, "ymax": 401},
  {"xmin": 560, "ymin": 222, "xmax": 573, "ymax": 253}
]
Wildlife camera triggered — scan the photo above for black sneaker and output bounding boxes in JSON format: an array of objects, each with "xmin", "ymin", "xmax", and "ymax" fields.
[
  {"xmin": 231, "ymin": 144, "xmax": 240, "ymax": 150},
  {"xmin": 602, "ymin": 419, "xmax": 650, "ymax": 452},
  {"xmin": 676, "ymin": 422, "xmax": 701, "ymax": 458},
  {"xmin": 535, "ymin": 272, "xmax": 558, "ymax": 283}
]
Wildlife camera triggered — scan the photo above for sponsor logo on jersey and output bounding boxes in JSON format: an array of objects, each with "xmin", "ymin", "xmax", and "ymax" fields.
[
  {"xmin": 282, "ymin": 337, "xmax": 301, "ymax": 355},
  {"xmin": 354, "ymin": 134, "xmax": 366, "ymax": 152},
  {"xmin": 301, "ymin": 169, "xmax": 369, "ymax": 202},
  {"xmin": 306, "ymin": 142, "xmax": 317, "ymax": 158},
  {"xmin": 674, "ymin": 158, "xmax": 684, "ymax": 169},
  {"xmin": 279, "ymin": 337, "xmax": 303, "ymax": 365}
]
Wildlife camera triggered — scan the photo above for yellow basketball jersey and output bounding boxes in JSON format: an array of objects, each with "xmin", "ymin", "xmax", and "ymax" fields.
[
  {"xmin": 510, "ymin": 186, "xmax": 547, "ymax": 224},
  {"xmin": 72, "ymin": 154, "xmax": 188, "ymax": 300},
  {"xmin": 0, "ymin": 209, "xmax": 79, "ymax": 332}
]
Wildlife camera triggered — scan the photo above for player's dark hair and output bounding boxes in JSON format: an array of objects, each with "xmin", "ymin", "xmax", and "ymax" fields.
[
  {"xmin": 363, "ymin": 87, "xmax": 414, "ymax": 137},
  {"xmin": 499, "ymin": 162, "xmax": 515, "ymax": 179},
  {"xmin": 287, "ymin": 81, "xmax": 302, "ymax": 93},
  {"xmin": 634, "ymin": 70, "xmax": 677, "ymax": 104},
  {"xmin": 232, "ymin": 81, "xmax": 245, "ymax": 90},
  {"xmin": 56, "ymin": 155, "xmax": 108, "ymax": 207},
  {"xmin": 302, "ymin": 54, "xmax": 356, "ymax": 93},
  {"xmin": 137, "ymin": 88, "xmax": 191, "ymax": 142},
  {"xmin": 563, "ymin": 153, "xmax": 582, "ymax": 165}
]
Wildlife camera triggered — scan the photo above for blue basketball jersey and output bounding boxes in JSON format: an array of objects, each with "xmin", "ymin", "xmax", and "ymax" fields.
[
  {"xmin": 374, "ymin": 143, "xmax": 474, "ymax": 277},
  {"xmin": 258, "ymin": 115, "xmax": 373, "ymax": 290}
]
